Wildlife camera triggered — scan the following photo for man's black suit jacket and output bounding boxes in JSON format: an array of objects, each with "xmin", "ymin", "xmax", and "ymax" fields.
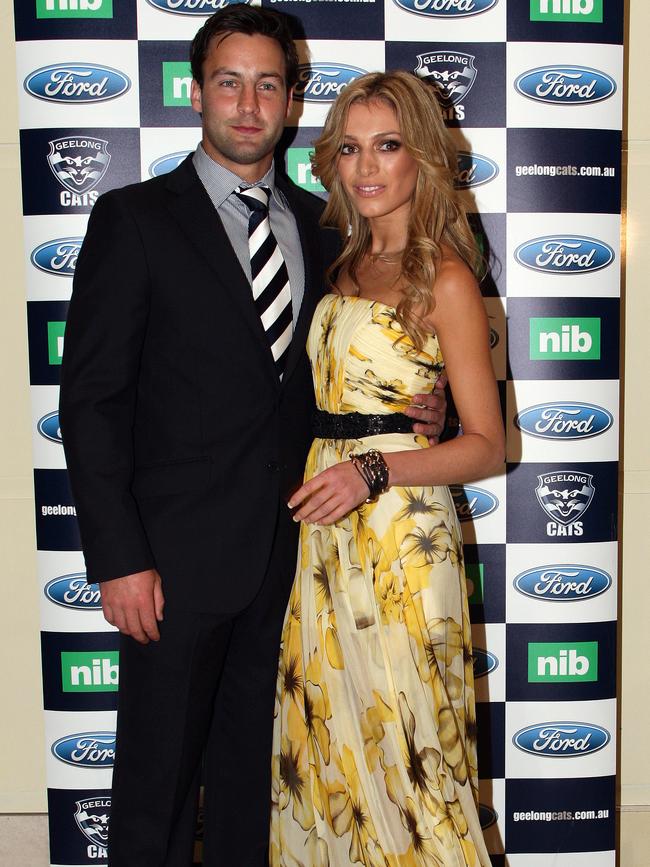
[{"xmin": 60, "ymin": 155, "xmax": 336, "ymax": 613}]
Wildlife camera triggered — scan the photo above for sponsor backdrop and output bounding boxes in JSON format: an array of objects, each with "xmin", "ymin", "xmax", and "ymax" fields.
[{"xmin": 14, "ymin": 0, "xmax": 622, "ymax": 864}]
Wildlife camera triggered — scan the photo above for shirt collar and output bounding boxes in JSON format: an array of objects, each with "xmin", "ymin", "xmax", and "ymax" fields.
[{"xmin": 193, "ymin": 143, "xmax": 286, "ymax": 210}]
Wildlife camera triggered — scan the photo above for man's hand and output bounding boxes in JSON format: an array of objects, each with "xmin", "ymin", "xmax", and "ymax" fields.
[
  {"xmin": 405, "ymin": 373, "xmax": 448, "ymax": 444},
  {"xmin": 100, "ymin": 569, "xmax": 164, "ymax": 644}
]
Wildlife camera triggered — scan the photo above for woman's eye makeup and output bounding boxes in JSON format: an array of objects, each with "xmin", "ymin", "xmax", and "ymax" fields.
[{"xmin": 340, "ymin": 138, "xmax": 402, "ymax": 155}]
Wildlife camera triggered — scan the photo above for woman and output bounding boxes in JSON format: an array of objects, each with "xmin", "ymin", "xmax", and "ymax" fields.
[{"xmin": 270, "ymin": 71, "xmax": 504, "ymax": 866}]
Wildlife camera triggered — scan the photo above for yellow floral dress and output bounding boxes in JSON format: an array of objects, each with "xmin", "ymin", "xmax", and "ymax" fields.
[{"xmin": 270, "ymin": 294, "xmax": 490, "ymax": 867}]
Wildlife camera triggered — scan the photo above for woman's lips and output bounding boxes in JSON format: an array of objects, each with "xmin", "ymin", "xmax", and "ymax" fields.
[{"xmin": 353, "ymin": 184, "xmax": 385, "ymax": 197}]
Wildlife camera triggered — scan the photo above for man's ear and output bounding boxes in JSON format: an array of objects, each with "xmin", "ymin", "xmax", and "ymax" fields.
[
  {"xmin": 285, "ymin": 86, "xmax": 294, "ymax": 119},
  {"xmin": 190, "ymin": 79, "xmax": 202, "ymax": 116}
]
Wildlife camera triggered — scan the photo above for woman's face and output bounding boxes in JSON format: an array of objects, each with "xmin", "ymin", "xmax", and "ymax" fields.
[{"xmin": 336, "ymin": 98, "xmax": 419, "ymax": 225}]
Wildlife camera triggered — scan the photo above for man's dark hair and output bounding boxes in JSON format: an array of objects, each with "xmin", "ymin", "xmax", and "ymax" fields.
[{"xmin": 190, "ymin": 6, "xmax": 299, "ymax": 90}]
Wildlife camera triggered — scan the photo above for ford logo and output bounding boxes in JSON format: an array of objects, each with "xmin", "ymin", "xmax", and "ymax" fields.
[
  {"xmin": 31, "ymin": 238, "xmax": 81, "ymax": 277},
  {"xmin": 473, "ymin": 648, "xmax": 498, "ymax": 678},
  {"xmin": 44, "ymin": 573, "xmax": 102, "ymax": 610},
  {"xmin": 479, "ymin": 804, "xmax": 498, "ymax": 830},
  {"xmin": 293, "ymin": 63, "xmax": 367, "ymax": 103},
  {"xmin": 51, "ymin": 732, "xmax": 116, "ymax": 768},
  {"xmin": 513, "ymin": 722, "xmax": 610, "ymax": 758},
  {"xmin": 24, "ymin": 64, "xmax": 130, "ymax": 104},
  {"xmin": 146, "ymin": 0, "xmax": 249, "ymax": 13},
  {"xmin": 514, "ymin": 564, "xmax": 612, "ymax": 602},
  {"xmin": 450, "ymin": 485, "xmax": 498, "ymax": 521},
  {"xmin": 392, "ymin": 0, "xmax": 498, "ymax": 18},
  {"xmin": 37, "ymin": 411, "xmax": 63, "ymax": 444},
  {"xmin": 455, "ymin": 152, "xmax": 499, "ymax": 189},
  {"xmin": 515, "ymin": 402, "xmax": 613, "ymax": 441},
  {"xmin": 149, "ymin": 151, "xmax": 192, "ymax": 178},
  {"xmin": 515, "ymin": 66, "xmax": 616, "ymax": 106},
  {"xmin": 515, "ymin": 235, "xmax": 614, "ymax": 275}
]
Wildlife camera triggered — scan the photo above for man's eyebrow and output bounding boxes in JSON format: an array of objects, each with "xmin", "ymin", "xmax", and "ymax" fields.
[
  {"xmin": 211, "ymin": 67, "xmax": 241, "ymax": 77},
  {"xmin": 210, "ymin": 68, "xmax": 284, "ymax": 80}
]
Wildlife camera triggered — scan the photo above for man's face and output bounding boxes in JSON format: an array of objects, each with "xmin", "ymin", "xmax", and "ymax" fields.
[{"xmin": 191, "ymin": 32, "xmax": 292, "ymax": 182}]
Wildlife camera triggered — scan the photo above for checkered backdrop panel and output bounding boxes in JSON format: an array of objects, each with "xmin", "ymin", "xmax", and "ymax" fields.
[{"xmin": 14, "ymin": 1, "xmax": 622, "ymax": 864}]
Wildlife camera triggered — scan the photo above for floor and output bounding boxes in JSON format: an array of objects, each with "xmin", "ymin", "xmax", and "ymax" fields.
[
  {"xmin": 3, "ymin": 811, "xmax": 650, "ymax": 865},
  {"xmin": 0, "ymin": 814, "xmax": 49, "ymax": 867}
]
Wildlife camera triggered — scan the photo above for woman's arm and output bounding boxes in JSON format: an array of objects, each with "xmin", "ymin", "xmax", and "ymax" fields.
[
  {"xmin": 288, "ymin": 259, "xmax": 505, "ymax": 524},
  {"xmin": 386, "ymin": 257, "xmax": 504, "ymax": 486}
]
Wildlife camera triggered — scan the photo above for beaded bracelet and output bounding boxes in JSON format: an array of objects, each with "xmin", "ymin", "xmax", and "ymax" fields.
[{"xmin": 349, "ymin": 449, "xmax": 390, "ymax": 503}]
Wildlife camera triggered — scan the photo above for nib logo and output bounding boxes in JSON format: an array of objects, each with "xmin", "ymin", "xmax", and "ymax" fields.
[
  {"xmin": 530, "ymin": 0, "xmax": 603, "ymax": 22},
  {"xmin": 162, "ymin": 63, "xmax": 192, "ymax": 107},
  {"xmin": 528, "ymin": 641, "xmax": 598, "ymax": 682},
  {"xmin": 530, "ymin": 317, "xmax": 600, "ymax": 360},
  {"xmin": 61, "ymin": 651, "xmax": 119, "ymax": 692},
  {"xmin": 286, "ymin": 148, "xmax": 325, "ymax": 194},
  {"xmin": 36, "ymin": 0, "xmax": 113, "ymax": 18}
]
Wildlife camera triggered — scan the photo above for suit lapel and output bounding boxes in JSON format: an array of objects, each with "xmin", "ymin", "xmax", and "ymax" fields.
[{"xmin": 164, "ymin": 157, "xmax": 279, "ymax": 387}]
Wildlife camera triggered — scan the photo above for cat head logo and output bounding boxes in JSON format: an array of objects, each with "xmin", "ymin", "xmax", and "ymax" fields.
[
  {"xmin": 47, "ymin": 136, "xmax": 110, "ymax": 194},
  {"xmin": 74, "ymin": 797, "xmax": 110, "ymax": 847},
  {"xmin": 536, "ymin": 471, "xmax": 595, "ymax": 525},
  {"xmin": 415, "ymin": 51, "xmax": 477, "ymax": 107}
]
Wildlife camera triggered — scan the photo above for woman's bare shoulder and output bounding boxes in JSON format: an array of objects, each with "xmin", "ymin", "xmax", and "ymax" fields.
[{"xmin": 434, "ymin": 247, "xmax": 480, "ymax": 305}]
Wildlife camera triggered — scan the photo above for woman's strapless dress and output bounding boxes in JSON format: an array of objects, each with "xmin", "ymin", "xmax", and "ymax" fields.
[{"xmin": 270, "ymin": 294, "xmax": 490, "ymax": 866}]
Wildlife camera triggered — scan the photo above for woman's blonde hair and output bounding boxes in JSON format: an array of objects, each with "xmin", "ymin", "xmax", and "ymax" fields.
[{"xmin": 311, "ymin": 70, "xmax": 480, "ymax": 349}]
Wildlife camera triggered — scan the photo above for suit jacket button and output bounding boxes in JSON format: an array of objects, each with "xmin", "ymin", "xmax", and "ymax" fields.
[{"xmin": 267, "ymin": 460, "xmax": 280, "ymax": 472}]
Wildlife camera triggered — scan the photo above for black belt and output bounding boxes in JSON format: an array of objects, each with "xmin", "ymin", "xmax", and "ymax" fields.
[{"xmin": 312, "ymin": 409, "xmax": 413, "ymax": 439}]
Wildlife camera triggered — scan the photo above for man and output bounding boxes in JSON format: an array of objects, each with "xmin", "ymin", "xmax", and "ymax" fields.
[{"xmin": 59, "ymin": 7, "xmax": 444, "ymax": 865}]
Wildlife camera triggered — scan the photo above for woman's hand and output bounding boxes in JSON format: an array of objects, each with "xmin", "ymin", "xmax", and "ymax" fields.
[{"xmin": 287, "ymin": 460, "xmax": 371, "ymax": 525}]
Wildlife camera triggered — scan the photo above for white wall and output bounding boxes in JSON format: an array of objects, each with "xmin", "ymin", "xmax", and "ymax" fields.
[
  {"xmin": 0, "ymin": 0, "xmax": 45, "ymax": 814},
  {"xmin": 619, "ymin": 0, "xmax": 650, "ymax": 861}
]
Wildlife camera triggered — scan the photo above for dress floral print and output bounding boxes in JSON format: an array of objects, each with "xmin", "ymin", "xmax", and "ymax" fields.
[{"xmin": 270, "ymin": 294, "xmax": 490, "ymax": 866}]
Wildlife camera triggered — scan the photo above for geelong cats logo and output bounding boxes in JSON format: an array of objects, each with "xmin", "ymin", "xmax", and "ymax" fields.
[
  {"xmin": 74, "ymin": 797, "xmax": 110, "ymax": 847},
  {"xmin": 536, "ymin": 471, "xmax": 595, "ymax": 537},
  {"xmin": 47, "ymin": 136, "xmax": 110, "ymax": 194},
  {"xmin": 415, "ymin": 51, "xmax": 477, "ymax": 107}
]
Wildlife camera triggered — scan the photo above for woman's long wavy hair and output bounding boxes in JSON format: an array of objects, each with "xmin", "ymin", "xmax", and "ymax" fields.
[{"xmin": 311, "ymin": 70, "xmax": 481, "ymax": 350}]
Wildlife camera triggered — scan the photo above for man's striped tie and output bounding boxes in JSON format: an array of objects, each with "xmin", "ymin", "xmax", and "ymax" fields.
[{"xmin": 235, "ymin": 185, "xmax": 292, "ymax": 378}]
